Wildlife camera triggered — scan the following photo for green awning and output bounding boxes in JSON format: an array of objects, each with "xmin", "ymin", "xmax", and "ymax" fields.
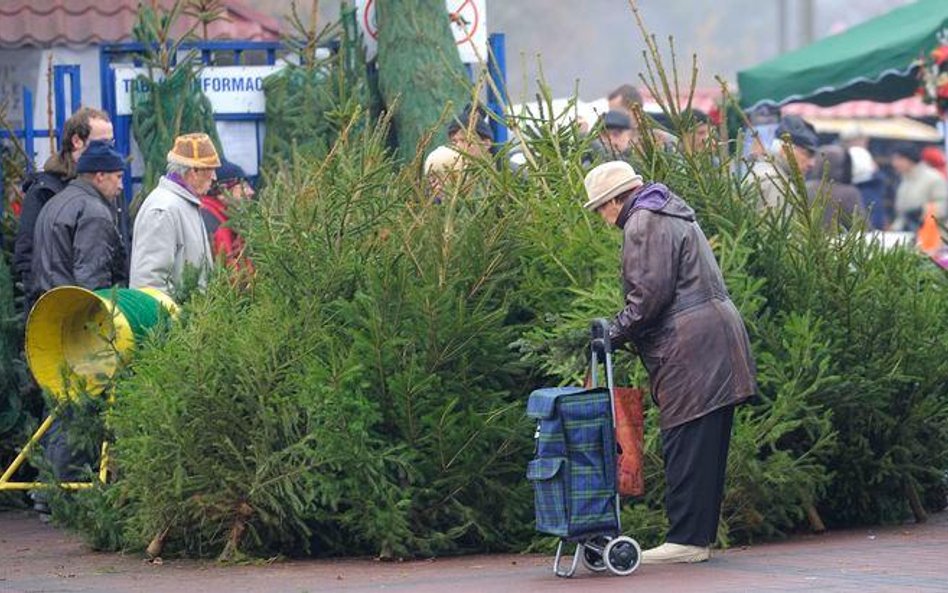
[{"xmin": 738, "ymin": 0, "xmax": 948, "ymax": 109}]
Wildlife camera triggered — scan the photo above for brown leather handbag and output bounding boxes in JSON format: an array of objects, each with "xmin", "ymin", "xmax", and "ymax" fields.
[
  {"xmin": 613, "ymin": 386, "xmax": 645, "ymax": 497},
  {"xmin": 585, "ymin": 374, "xmax": 645, "ymax": 498}
]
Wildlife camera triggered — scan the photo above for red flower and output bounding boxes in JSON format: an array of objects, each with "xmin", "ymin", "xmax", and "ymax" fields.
[
  {"xmin": 938, "ymin": 84, "xmax": 948, "ymax": 99},
  {"xmin": 932, "ymin": 44, "xmax": 948, "ymax": 65}
]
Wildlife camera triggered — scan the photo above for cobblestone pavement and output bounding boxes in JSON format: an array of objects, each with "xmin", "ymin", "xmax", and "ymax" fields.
[{"xmin": 1, "ymin": 510, "xmax": 946, "ymax": 592}]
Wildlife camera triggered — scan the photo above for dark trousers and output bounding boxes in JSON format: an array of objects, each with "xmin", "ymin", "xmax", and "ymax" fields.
[{"xmin": 661, "ymin": 404, "xmax": 735, "ymax": 547}]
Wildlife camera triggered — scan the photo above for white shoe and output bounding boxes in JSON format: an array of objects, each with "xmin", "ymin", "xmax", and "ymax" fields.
[{"xmin": 641, "ymin": 542, "xmax": 710, "ymax": 564}]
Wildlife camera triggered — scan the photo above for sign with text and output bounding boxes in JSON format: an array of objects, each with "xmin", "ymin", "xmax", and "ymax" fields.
[
  {"xmin": 354, "ymin": 0, "xmax": 487, "ymax": 63},
  {"xmin": 113, "ymin": 65, "xmax": 283, "ymax": 116}
]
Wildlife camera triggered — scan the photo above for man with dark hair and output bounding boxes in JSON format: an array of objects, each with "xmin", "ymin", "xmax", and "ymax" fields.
[
  {"xmin": 445, "ymin": 103, "xmax": 493, "ymax": 159},
  {"xmin": 14, "ymin": 107, "xmax": 113, "ymax": 306},
  {"xmin": 679, "ymin": 109, "xmax": 713, "ymax": 156},
  {"xmin": 30, "ymin": 140, "xmax": 127, "ymax": 303},
  {"xmin": 890, "ymin": 142, "xmax": 947, "ymax": 231},
  {"xmin": 608, "ymin": 83, "xmax": 644, "ymax": 114},
  {"xmin": 587, "ymin": 110, "xmax": 637, "ymax": 163}
]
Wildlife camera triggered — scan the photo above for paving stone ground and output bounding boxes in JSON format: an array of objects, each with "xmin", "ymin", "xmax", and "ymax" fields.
[{"xmin": 1, "ymin": 509, "xmax": 946, "ymax": 592}]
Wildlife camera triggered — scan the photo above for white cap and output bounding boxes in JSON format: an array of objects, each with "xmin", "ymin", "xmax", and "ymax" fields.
[{"xmin": 582, "ymin": 161, "xmax": 643, "ymax": 210}]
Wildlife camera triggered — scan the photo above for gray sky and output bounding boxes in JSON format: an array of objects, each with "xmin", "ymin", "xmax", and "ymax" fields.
[
  {"xmin": 489, "ymin": 0, "xmax": 915, "ymax": 101},
  {"xmin": 265, "ymin": 0, "xmax": 917, "ymax": 100}
]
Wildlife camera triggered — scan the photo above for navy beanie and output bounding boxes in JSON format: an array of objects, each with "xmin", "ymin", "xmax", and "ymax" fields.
[
  {"xmin": 446, "ymin": 104, "xmax": 493, "ymax": 141},
  {"xmin": 776, "ymin": 115, "xmax": 819, "ymax": 152},
  {"xmin": 216, "ymin": 159, "xmax": 247, "ymax": 183},
  {"xmin": 76, "ymin": 140, "xmax": 124, "ymax": 173}
]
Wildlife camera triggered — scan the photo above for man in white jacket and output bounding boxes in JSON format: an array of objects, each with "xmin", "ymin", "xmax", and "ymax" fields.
[
  {"xmin": 130, "ymin": 133, "xmax": 221, "ymax": 296},
  {"xmin": 889, "ymin": 142, "xmax": 948, "ymax": 232}
]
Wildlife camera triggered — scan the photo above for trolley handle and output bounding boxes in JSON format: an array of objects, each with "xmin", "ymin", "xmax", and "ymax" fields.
[
  {"xmin": 589, "ymin": 318, "xmax": 614, "ymax": 391},
  {"xmin": 590, "ymin": 318, "xmax": 611, "ymax": 359}
]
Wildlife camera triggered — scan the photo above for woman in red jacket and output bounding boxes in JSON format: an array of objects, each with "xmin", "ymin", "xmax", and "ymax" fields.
[{"xmin": 200, "ymin": 160, "xmax": 255, "ymax": 272}]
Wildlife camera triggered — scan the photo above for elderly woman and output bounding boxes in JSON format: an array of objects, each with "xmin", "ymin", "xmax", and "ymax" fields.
[
  {"xmin": 130, "ymin": 133, "xmax": 221, "ymax": 295},
  {"xmin": 582, "ymin": 161, "xmax": 757, "ymax": 564}
]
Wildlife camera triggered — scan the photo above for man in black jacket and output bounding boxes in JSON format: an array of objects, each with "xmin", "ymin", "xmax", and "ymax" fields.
[
  {"xmin": 14, "ymin": 107, "xmax": 113, "ymax": 308},
  {"xmin": 28, "ymin": 141, "xmax": 126, "ymax": 513},
  {"xmin": 30, "ymin": 140, "xmax": 127, "ymax": 301}
]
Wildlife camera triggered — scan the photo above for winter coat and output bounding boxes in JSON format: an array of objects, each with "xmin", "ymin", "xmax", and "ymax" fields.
[
  {"xmin": 609, "ymin": 183, "xmax": 757, "ymax": 430},
  {"xmin": 13, "ymin": 154, "xmax": 70, "ymax": 294},
  {"xmin": 29, "ymin": 177, "xmax": 128, "ymax": 303},
  {"xmin": 856, "ymin": 174, "xmax": 889, "ymax": 230},
  {"xmin": 200, "ymin": 195, "xmax": 253, "ymax": 274},
  {"xmin": 891, "ymin": 162, "xmax": 948, "ymax": 232},
  {"xmin": 747, "ymin": 155, "xmax": 789, "ymax": 212},
  {"xmin": 130, "ymin": 175, "xmax": 213, "ymax": 295},
  {"xmin": 806, "ymin": 146, "xmax": 866, "ymax": 230}
]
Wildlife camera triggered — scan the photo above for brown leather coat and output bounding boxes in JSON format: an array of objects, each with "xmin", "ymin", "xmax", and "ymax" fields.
[{"xmin": 609, "ymin": 183, "xmax": 757, "ymax": 430}]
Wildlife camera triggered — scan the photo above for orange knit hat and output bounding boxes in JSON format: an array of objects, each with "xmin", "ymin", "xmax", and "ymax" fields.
[{"xmin": 167, "ymin": 133, "xmax": 221, "ymax": 168}]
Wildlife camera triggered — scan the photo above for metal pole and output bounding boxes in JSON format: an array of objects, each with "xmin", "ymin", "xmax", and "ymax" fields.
[
  {"xmin": 23, "ymin": 87, "xmax": 35, "ymax": 173},
  {"xmin": 487, "ymin": 32, "xmax": 508, "ymax": 143},
  {"xmin": 53, "ymin": 66, "xmax": 67, "ymax": 144},
  {"xmin": 778, "ymin": 0, "xmax": 789, "ymax": 53},
  {"xmin": 69, "ymin": 65, "xmax": 81, "ymax": 113}
]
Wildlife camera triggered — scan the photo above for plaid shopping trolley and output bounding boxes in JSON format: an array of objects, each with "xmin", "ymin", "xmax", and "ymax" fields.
[{"xmin": 526, "ymin": 319, "xmax": 642, "ymax": 577}]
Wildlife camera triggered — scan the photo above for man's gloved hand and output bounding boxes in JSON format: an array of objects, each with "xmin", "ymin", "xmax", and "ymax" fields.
[{"xmin": 607, "ymin": 321, "xmax": 639, "ymax": 355}]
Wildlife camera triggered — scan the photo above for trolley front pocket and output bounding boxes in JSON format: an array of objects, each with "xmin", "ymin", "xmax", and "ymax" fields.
[{"xmin": 527, "ymin": 457, "xmax": 569, "ymax": 536}]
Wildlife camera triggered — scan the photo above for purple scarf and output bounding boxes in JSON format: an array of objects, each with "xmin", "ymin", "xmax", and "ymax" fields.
[{"xmin": 615, "ymin": 182, "xmax": 671, "ymax": 229}]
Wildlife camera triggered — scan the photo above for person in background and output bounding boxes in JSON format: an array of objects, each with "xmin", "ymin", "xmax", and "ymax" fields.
[
  {"xmin": 582, "ymin": 160, "xmax": 757, "ymax": 564},
  {"xmin": 607, "ymin": 83, "xmax": 644, "ymax": 115},
  {"xmin": 889, "ymin": 142, "xmax": 948, "ymax": 232},
  {"xmin": 805, "ymin": 145, "xmax": 866, "ymax": 230},
  {"xmin": 130, "ymin": 133, "xmax": 219, "ymax": 295},
  {"xmin": 30, "ymin": 140, "xmax": 127, "ymax": 300},
  {"xmin": 679, "ymin": 108, "xmax": 714, "ymax": 156},
  {"xmin": 588, "ymin": 110, "xmax": 637, "ymax": 163},
  {"xmin": 446, "ymin": 104, "xmax": 493, "ymax": 160},
  {"xmin": 747, "ymin": 115, "xmax": 819, "ymax": 211},
  {"xmin": 849, "ymin": 145, "xmax": 888, "ymax": 230},
  {"xmin": 14, "ymin": 107, "xmax": 113, "ymax": 308},
  {"xmin": 200, "ymin": 159, "xmax": 255, "ymax": 270},
  {"xmin": 839, "ymin": 126, "xmax": 870, "ymax": 151}
]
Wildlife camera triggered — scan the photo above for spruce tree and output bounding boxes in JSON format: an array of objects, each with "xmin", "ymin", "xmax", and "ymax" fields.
[
  {"xmin": 131, "ymin": 0, "xmax": 221, "ymax": 200},
  {"xmin": 0, "ymin": 254, "xmax": 24, "ymax": 482},
  {"xmin": 376, "ymin": 0, "xmax": 470, "ymax": 159}
]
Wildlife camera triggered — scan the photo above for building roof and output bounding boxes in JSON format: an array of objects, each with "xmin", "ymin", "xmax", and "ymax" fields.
[{"xmin": 0, "ymin": 0, "xmax": 282, "ymax": 48}]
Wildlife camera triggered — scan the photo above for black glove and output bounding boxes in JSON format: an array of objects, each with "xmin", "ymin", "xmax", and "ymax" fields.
[{"xmin": 606, "ymin": 322, "xmax": 623, "ymax": 352}]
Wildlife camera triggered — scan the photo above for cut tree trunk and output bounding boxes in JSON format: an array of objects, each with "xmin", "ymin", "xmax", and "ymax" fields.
[{"xmin": 377, "ymin": 0, "xmax": 470, "ymax": 160}]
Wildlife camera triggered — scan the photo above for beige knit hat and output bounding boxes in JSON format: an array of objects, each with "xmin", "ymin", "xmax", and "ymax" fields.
[
  {"xmin": 582, "ymin": 161, "xmax": 643, "ymax": 210},
  {"xmin": 167, "ymin": 133, "xmax": 221, "ymax": 169},
  {"xmin": 424, "ymin": 145, "xmax": 464, "ymax": 175}
]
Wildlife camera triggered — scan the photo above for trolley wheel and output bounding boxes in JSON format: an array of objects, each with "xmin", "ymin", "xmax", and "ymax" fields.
[
  {"xmin": 581, "ymin": 538, "xmax": 609, "ymax": 572},
  {"xmin": 604, "ymin": 536, "xmax": 641, "ymax": 576}
]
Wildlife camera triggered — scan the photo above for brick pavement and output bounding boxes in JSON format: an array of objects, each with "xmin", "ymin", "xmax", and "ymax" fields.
[{"xmin": 1, "ymin": 510, "xmax": 946, "ymax": 592}]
